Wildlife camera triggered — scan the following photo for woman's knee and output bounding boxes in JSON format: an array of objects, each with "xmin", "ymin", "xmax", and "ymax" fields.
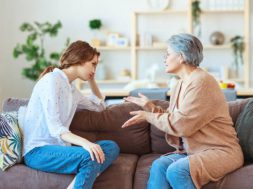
[
  {"xmin": 98, "ymin": 140, "xmax": 120, "ymax": 158},
  {"xmin": 150, "ymin": 157, "xmax": 172, "ymax": 173},
  {"xmin": 166, "ymin": 159, "xmax": 190, "ymax": 182}
]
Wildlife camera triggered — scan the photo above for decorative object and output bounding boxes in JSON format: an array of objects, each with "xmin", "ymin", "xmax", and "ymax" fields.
[
  {"xmin": 89, "ymin": 19, "xmax": 102, "ymax": 47},
  {"xmin": 95, "ymin": 59, "xmax": 106, "ymax": 80},
  {"xmin": 192, "ymin": 0, "xmax": 202, "ymax": 37},
  {"xmin": 107, "ymin": 33, "xmax": 129, "ymax": 47},
  {"xmin": 118, "ymin": 69, "xmax": 131, "ymax": 81},
  {"xmin": 230, "ymin": 35, "xmax": 244, "ymax": 78},
  {"xmin": 13, "ymin": 21, "xmax": 70, "ymax": 81},
  {"xmin": 107, "ymin": 33, "xmax": 119, "ymax": 46},
  {"xmin": 145, "ymin": 64, "xmax": 160, "ymax": 82},
  {"xmin": 209, "ymin": 31, "xmax": 225, "ymax": 45},
  {"xmin": 147, "ymin": 0, "xmax": 171, "ymax": 11},
  {"xmin": 116, "ymin": 37, "xmax": 129, "ymax": 47},
  {"xmin": 0, "ymin": 111, "xmax": 22, "ymax": 171},
  {"xmin": 140, "ymin": 32, "xmax": 152, "ymax": 47}
]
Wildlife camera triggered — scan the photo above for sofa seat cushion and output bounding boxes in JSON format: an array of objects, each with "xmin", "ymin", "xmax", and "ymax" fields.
[
  {"xmin": 0, "ymin": 153, "xmax": 138, "ymax": 189},
  {"xmin": 134, "ymin": 154, "xmax": 160, "ymax": 189},
  {"xmin": 202, "ymin": 164, "xmax": 253, "ymax": 189}
]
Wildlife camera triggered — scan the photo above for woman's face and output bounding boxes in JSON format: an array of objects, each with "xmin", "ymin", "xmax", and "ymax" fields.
[
  {"xmin": 164, "ymin": 46, "xmax": 182, "ymax": 74},
  {"xmin": 77, "ymin": 55, "xmax": 99, "ymax": 81}
]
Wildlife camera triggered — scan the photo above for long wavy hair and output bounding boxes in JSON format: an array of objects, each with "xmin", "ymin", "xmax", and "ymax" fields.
[{"xmin": 38, "ymin": 40, "xmax": 100, "ymax": 80}]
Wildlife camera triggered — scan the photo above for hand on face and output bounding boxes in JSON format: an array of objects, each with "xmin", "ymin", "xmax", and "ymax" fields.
[
  {"xmin": 123, "ymin": 93, "xmax": 149, "ymax": 108},
  {"xmin": 122, "ymin": 110, "xmax": 147, "ymax": 128}
]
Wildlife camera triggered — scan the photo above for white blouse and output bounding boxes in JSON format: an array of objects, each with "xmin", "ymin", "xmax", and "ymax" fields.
[{"xmin": 18, "ymin": 68, "xmax": 106, "ymax": 156}]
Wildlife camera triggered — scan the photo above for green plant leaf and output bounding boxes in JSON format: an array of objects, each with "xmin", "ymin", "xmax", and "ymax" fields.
[
  {"xmin": 89, "ymin": 19, "xmax": 102, "ymax": 30},
  {"xmin": 14, "ymin": 21, "xmax": 69, "ymax": 80},
  {"xmin": 26, "ymin": 33, "xmax": 37, "ymax": 46},
  {"xmin": 20, "ymin": 23, "xmax": 34, "ymax": 32},
  {"xmin": 13, "ymin": 44, "xmax": 23, "ymax": 58},
  {"xmin": 50, "ymin": 52, "xmax": 60, "ymax": 61}
]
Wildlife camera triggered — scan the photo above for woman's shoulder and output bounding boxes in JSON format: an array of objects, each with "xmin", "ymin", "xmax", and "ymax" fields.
[
  {"xmin": 190, "ymin": 68, "xmax": 217, "ymax": 87},
  {"xmin": 37, "ymin": 71, "xmax": 62, "ymax": 85}
]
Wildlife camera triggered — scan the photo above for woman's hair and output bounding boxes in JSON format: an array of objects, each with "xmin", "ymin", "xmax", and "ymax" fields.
[
  {"xmin": 167, "ymin": 33, "xmax": 203, "ymax": 67},
  {"xmin": 39, "ymin": 40, "xmax": 100, "ymax": 79}
]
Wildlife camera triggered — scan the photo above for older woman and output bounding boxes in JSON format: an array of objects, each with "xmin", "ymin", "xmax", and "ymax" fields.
[{"xmin": 122, "ymin": 33, "xmax": 243, "ymax": 189}]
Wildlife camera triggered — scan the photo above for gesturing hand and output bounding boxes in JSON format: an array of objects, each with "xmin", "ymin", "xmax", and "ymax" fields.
[
  {"xmin": 122, "ymin": 111, "xmax": 147, "ymax": 128},
  {"xmin": 123, "ymin": 93, "xmax": 149, "ymax": 108},
  {"xmin": 82, "ymin": 142, "xmax": 105, "ymax": 164}
]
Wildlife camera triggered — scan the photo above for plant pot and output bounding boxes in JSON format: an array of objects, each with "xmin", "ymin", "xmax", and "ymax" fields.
[{"xmin": 91, "ymin": 38, "xmax": 101, "ymax": 47}]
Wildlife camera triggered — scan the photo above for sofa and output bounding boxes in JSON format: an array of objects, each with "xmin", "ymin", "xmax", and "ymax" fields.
[{"xmin": 0, "ymin": 97, "xmax": 253, "ymax": 189}]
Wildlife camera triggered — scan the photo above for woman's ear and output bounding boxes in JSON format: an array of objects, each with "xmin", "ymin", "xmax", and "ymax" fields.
[{"xmin": 178, "ymin": 54, "xmax": 184, "ymax": 64}]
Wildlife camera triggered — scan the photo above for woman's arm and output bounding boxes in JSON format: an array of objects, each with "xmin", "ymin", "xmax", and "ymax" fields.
[
  {"xmin": 145, "ymin": 82, "xmax": 216, "ymax": 137},
  {"xmin": 88, "ymin": 78, "xmax": 103, "ymax": 100},
  {"xmin": 76, "ymin": 78, "xmax": 106, "ymax": 112},
  {"xmin": 61, "ymin": 132, "xmax": 105, "ymax": 164}
]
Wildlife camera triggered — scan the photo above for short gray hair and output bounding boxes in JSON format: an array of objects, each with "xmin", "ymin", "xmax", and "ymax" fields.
[{"xmin": 167, "ymin": 33, "xmax": 203, "ymax": 67}]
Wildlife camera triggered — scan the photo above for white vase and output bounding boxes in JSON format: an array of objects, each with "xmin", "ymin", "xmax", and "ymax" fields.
[{"xmin": 95, "ymin": 63, "xmax": 106, "ymax": 80}]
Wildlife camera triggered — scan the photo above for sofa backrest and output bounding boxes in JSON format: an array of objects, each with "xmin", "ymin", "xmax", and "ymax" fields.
[
  {"xmin": 148, "ymin": 98, "xmax": 251, "ymax": 154},
  {"xmin": 70, "ymin": 102, "xmax": 151, "ymax": 155},
  {"xmin": 2, "ymin": 97, "xmax": 251, "ymax": 156}
]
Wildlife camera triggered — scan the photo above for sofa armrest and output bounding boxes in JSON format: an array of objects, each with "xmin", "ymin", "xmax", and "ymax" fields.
[{"xmin": 2, "ymin": 98, "xmax": 29, "ymax": 112}]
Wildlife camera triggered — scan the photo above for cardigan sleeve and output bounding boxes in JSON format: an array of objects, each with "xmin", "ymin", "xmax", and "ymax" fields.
[
  {"xmin": 145, "ymin": 81, "xmax": 216, "ymax": 137},
  {"xmin": 143, "ymin": 101, "xmax": 168, "ymax": 113}
]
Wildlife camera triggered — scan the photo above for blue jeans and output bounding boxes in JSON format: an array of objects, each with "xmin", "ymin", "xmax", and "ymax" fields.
[
  {"xmin": 24, "ymin": 140, "xmax": 120, "ymax": 189},
  {"xmin": 147, "ymin": 153, "xmax": 196, "ymax": 189}
]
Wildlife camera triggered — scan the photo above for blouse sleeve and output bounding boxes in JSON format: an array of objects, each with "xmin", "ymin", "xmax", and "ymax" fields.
[
  {"xmin": 145, "ymin": 81, "xmax": 216, "ymax": 137},
  {"xmin": 76, "ymin": 89, "xmax": 106, "ymax": 112},
  {"xmin": 39, "ymin": 78, "xmax": 70, "ymax": 142}
]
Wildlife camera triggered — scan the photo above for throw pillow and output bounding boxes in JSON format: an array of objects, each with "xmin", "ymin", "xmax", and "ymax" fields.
[
  {"xmin": 0, "ymin": 111, "xmax": 22, "ymax": 171},
  {"xmin": 235, "ymin": 99, "xmax": 253, "ymax": 161}
]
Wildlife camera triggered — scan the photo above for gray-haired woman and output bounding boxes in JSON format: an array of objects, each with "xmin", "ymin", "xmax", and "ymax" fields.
[{"xmin": 122, "ymin": 33, "xmax": 243, "ymax": 189}]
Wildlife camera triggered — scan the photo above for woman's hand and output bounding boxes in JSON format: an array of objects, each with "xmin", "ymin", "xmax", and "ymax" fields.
[
  {"xmin": 122, "ymin": 110, "xmax": 147, "ymax": 128},
  {"xmin": 123, "ymin": 93, "xmax": 149, "ymax": 108},
  {"xmin": 81, "ymin": 141, "xmax": 105, "ymax": 164}
]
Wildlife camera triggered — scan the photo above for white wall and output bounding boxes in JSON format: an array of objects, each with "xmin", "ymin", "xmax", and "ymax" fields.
[{"xmin": 0, "ymin": 0, "xmax": 252, "ymax": 111}]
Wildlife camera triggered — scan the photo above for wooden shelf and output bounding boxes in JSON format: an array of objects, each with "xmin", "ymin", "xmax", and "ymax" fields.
[
  {"xmin": 96, "ymin": 80, "xmax": 131, "ymax": 84},
  {"xmin": 97, "ymin": 46, "xmax": 130, "ymax": 51},
  {"xmin": 76, "ymin": 0, "xmax": 250, "ymax": 91},
  {"xmin": 136, "ymin": 46, "xmax": 167, "ymax": 50},
  {"xmin": 237, "ymin": 89, "xmax": 253, "ymax": 96},
  {"xmin": 227, "ymin": 78, "xmax": 245, "ymax": 82},
  {"xmin": 134, "ymin": 10, "xmax": 187, "ymax": 15},
  {"xmin": 202, "ymin": 9, "xmax": 244, "ymax": 14},
  {"xmin": 204, "ymin": 44, "xmax": 231, "ymax": 49},
  {"xmin": 136, "ymin": 44, "xmax": 231, "ymax": 50}
]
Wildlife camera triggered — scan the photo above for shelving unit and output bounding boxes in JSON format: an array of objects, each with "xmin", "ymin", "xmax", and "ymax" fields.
[
  {"xmin": 130, "ymin": 0, "xmax": 250, "ymax": 87},
  {"xmin": 77, "ymin": 0, "xmax": 250, "ymax": 94}
]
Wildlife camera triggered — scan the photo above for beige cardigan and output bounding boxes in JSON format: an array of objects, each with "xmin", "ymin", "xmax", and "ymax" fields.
[{"xmin": 144, "ymin": 68, "xmax": 243, "ymax": 189}]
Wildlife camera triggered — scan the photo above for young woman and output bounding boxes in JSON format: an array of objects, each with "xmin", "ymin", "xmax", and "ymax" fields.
[
  {"xmin": 18, "ymin": 41, "xmax": 120, "ymax": 189},
  {"xmin": 122, "ymin": 33, "xmax": 243, "ymax": 189}
]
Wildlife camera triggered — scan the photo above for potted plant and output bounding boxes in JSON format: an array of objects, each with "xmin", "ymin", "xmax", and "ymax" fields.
[
  {"xmin": 89, "ymin": 19, "xmax": 102, "ymax": 47},
  {"xmin": 192, "ymin": 0, "xmax": 202, "ymax": 37},
  {"xmin": 230, "ymin": 35, "xmax": 245, "ymax": 77},
  {"xmin": 13, "ymin": 21, "xmax": 70, "ymax": 81}
]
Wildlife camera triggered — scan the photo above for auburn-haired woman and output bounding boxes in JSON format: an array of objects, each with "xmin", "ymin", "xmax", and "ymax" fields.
[{"xmin": 18, "ymin": 41, "xmax": 119, "ymax": 189}]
